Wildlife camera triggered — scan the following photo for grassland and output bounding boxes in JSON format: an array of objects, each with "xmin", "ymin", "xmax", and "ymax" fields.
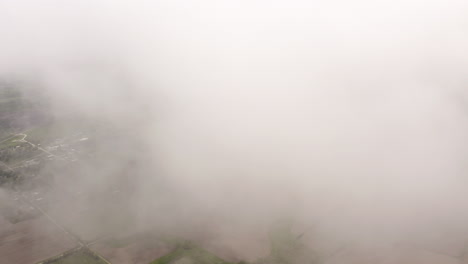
[{"xmin": 150, "ymin": 242, "xmax": 237, "ymax": 264}]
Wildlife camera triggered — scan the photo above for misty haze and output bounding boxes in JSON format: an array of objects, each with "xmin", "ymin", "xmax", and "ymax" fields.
[{"xmin": 1, "ymin": 0, "xmax": 468, "ymax": 263}]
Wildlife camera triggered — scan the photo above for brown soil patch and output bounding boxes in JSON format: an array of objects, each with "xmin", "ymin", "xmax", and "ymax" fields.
[
  {"xmin": 0, "ymin": 216, "xmax": 77, "ymax": 264},
  {"xmin": 324, "ymin": 249, "xmax": 462, "ymax": 264},
  {"xmin": 91, "ymin": 237, "xmax": 172, "ymax": 264}
]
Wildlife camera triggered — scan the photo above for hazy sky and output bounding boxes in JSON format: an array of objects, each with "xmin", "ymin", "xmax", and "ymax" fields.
[{"xmin": 1, "ymin": 0, "xmax": 468, "ymax": 262}]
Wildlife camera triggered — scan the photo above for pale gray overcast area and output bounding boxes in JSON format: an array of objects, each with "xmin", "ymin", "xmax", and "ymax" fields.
[{"xmin": 0, "ymin": 0, "xmax": 468, "ymax": 263}]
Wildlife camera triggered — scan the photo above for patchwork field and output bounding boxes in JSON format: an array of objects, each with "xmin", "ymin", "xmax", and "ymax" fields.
[
  {"xmin": 0, "ymin": 216, "xmax": 77, "ymax": 264},
  {"xmin": 90, "ymin": 235, "xmax": 173, "ymax": 264},
  {"xmin": 40, "ymin": 249, "xmax": 108, "ymax": 264},
  {"xmin": 149, "ymin": 242, "xmax": 235, "ymax": 264}
]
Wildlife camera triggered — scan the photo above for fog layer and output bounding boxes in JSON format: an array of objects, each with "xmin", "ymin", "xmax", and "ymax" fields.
[{"xmin": 1, "ymin": 0, "xmax": 468, "ymax": 262}]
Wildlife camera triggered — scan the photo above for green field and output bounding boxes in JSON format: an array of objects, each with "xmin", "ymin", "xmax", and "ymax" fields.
[{"xmin": 150, "ymin": 242, "xmax": 236, "ymax": 264}]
